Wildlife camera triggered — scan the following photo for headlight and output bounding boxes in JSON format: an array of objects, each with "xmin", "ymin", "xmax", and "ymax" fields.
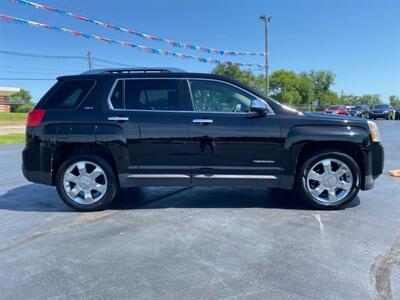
[{"xmin": 368, "ymin": 121, "xmax": 381, "ymax": 142}]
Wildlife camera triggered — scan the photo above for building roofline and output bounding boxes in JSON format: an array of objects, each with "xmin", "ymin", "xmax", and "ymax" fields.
[{"xmin": 0, "ymin": 87, "xmax": 20, "ymax": 97}]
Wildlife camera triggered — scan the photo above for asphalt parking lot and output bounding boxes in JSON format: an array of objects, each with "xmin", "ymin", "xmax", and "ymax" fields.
[{"xmin": 0, "ymin": 120, "xmax": 399, "ymax": 299}]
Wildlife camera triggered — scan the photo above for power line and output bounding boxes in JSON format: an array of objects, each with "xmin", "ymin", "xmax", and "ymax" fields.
[
  {"xmin": 0, "ymin": 50, "xmax": 136, "ymax": 67},
  {"xmin": 0, "ymin": 64, "xmax": 80, "ymax": 72},
  {"xmin": 0, "ymin": 50, "xmax": 86, "ymax": 60},
  {"xmin": 0, "ymin": 70, "xmax": 61, "ymax": 75},
  {"xmin": 93, "ymin": 57, "xmax": 138, "ymax": 67}
]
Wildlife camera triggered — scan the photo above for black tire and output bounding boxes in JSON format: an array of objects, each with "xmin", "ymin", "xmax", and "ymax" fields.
[
  {"xmin": 56, "ymin": 154, "xmax": 118, "ymax": 211},
  {"xmin": 295, "ymin": 150, "xmax": 361, "ymax": 209}
]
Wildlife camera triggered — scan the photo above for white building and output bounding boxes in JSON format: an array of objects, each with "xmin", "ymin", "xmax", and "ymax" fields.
[{"xmin": 0, "ymin": 87, "xmax": 20, "ymax": 113}]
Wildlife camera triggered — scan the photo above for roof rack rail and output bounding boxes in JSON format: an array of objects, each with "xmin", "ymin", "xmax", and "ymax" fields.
[{"xmin": 81, "ymin": 67, "xmax": 186, "ymax": 75}]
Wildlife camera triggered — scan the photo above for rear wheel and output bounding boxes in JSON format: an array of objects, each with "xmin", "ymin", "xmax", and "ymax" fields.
[
  {"xmin": 295, "ymin": 150, "xmax": 361, "ymax": 209},
  {"xmin": 56, "ymin": 154, "xmax": 118, "ymax": 211}
]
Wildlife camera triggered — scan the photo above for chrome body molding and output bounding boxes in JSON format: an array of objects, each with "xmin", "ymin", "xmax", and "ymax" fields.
[
  {"xmin": 193, "ymin": 174, "xmax": 277, "ymax": 180},
  {"xmin": 127, "ymin": 174, "xmax": 190, "ymax": 179}
]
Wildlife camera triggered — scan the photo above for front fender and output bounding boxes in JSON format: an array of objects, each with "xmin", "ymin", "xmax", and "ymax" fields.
[
  {"xmin": 280, "ymin": 125, "xmax": 370, "ymax": 189},
  {"xmin": 285, "ymin": 125, "xmax": 370, "ymax": 151}
]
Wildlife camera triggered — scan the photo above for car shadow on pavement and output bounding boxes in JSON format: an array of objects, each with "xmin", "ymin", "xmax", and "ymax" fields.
[
  {"xmin": 110, "ymin": 187, "xmax": 361, "ymax": 211},
  {"xmin": 0, "ymin": 184, "xmax": 360, "ymax": 213},
  {"xmin": 0, "ymin": 184, "xmax": 72, "ymax": 212}
]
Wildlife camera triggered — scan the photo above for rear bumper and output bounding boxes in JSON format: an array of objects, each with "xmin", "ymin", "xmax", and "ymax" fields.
[
  {"xmin": 361, "ymin": 142, "xmax": 384, "ymax": 190},
  {"xmin": 22, "ymin": 143, "xmax": 53, "ymax": 185},
  {"xmin": 22, "ymin": 167, "xmax": 52, "ymax": 185}
]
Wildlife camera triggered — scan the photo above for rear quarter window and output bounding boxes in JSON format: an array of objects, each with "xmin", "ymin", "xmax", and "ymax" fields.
[{"xmin": 43, "ymin": 79, "xmax": 95, "ymax": 109}]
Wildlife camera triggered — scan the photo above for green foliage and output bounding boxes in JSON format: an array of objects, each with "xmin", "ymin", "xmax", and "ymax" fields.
[
  {"xmin": 309, "ymin": 70, "xmax": 335, "ymax": 94},
  {"xmin": 212, "ymin": 64, "xmax": 266, "ymax": 93},
  {"xmin": 341, "ymin": 94, "xmax": 383, "ymax": 107},
  {"xmin": 389, "ymin": 95, "xmax": 400, "ymax": 108},
  {"xmin": 269, "ymin": 70, "xmax": 300, "ymax": 104},
  {"xmin": 211, "ymin": 64, "xmax": 385, "ymax": 110},
  {"xmin": 9, "ymin": 89, "xmax": 34, "ymax": 113},
  {"xmin": 0, "ymin": 113, "xmax": 27, "ymax": 122},
  {"xmin": 14, "ymin": 103, "xmax": 34, "ymax": 113},
  {"xmin": 307, "ymin": 70, "xmax": 338, "ymax": 109},
  {"xmin": 0, "ymin": 133, "xmax": 25, "ymax": 144},
  {"xmin": 296, "ymin": 73, "xmax": 315, "ymax": 106},
  {"xmin": 269, "ymin": 69, "xmax": 339, "ymax": 109}
]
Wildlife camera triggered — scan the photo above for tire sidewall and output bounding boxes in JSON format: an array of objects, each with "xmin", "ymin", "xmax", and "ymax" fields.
[
  {"xmin": 297, "ymin": 151, "xmax": 361, "ymax": 209},
  {"xmin": 56, "ymin": 154, "xmax": 117, "ymax": 211}
]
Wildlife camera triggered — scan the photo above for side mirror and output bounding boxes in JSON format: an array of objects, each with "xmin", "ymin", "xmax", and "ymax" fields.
[{"xmin": 250, "ymin": 99, "xmax": 268, "ymax": 113}]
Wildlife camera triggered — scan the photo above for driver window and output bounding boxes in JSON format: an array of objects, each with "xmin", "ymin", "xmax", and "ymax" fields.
[{"xmin": 189, "ymin": 80, "xmax": 253, "ymax": 113}]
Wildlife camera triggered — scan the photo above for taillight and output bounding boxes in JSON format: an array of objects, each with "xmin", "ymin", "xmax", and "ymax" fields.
[{"xmin": 27, "ymin": 109, "xmax": 46, "ymax": 127}]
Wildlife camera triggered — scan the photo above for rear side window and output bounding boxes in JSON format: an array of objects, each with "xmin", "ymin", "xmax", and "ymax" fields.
[
  {"xmin": 44, "ymin": 80, "xmax": 95, "ymax": 109},
  {"xmin": 109, "ymin": 79, "xmax": 180, "ymax": 111}
]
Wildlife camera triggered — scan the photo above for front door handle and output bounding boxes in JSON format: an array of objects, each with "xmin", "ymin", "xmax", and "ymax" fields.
[
  {"xmin": 108, "ymin": 116, "xmax": 129, "ymax": 121},
  {"xmin": 192, "ymin": 119, "xmax": 213, "ymax": 125}
]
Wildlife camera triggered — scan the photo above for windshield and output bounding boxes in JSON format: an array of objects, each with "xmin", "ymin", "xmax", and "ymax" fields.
[
  {"xmin": 374, "ymin": 105, "xmax": 389, "ymax": 109},
  {"xmin": 353, "ymin": 105, "xmax": 363, "ymax": 110}
]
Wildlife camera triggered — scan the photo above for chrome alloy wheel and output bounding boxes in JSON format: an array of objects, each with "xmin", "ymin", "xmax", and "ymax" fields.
[
  {"xmin": 305, "ymin": 158, "xmax": 353, "ymax": 205},
  {"xmin": 63, "ymin": 161, "xmax": 108, "ymax": 205}
]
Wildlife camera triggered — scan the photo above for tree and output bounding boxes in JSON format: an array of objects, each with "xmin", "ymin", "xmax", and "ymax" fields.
[
  {"xmin": 9, "ymin": 89, "xmax": 34, "ymax": 113},
  {"xmin": 211, "ymin": 65, "xmax": 384, "ymax": 111},
  {"xmin": 308, "ymin": 70, "xmax": 337, "ymax": 109},
  {"xmin": 296, "ymin": 73, "xmax": 315, "ymax": 106},
  {"xmin": 389, "ymin": 95, "xmax": 400, "ymax": 108},
  {"xmin": 211, "ymin": 64, "xmax": 266, "ymax": 93},
  {"xmin": 269, "ymin": 70, "xmax": 301, "ymax": 105},
  {"xmin": 318, "ymin": 91, "xmax": 341, "ymax": 108},
  {"xmin": 357, "ymin": 94, "xmax": 383, "ymax": 107}
]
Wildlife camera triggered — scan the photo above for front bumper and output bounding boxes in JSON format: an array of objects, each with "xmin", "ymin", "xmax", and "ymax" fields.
[
  {"xmin": 369, "ymin": 112, "xmax": 387, "ymax": 119},
  {"xmin": 361, "ymin": 142, "xmax": 384, "ymax": 190}
]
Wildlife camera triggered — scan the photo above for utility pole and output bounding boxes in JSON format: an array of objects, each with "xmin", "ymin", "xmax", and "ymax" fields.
[
  {"xmin": 248, "ymin": 67, "xmax": 253, "ymax": 88},
  {"xmin": 260, "ymin": 14, "xmax": 271, "ymax": 95},
  {"xmin": 87, "ymin": 51, "xmax": 93, "ymax": 71}
]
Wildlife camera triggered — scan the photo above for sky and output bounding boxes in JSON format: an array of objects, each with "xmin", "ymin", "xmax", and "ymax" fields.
[{"xmin": 0, "ymin": 0, "xmax": 399, "ymax": 103}]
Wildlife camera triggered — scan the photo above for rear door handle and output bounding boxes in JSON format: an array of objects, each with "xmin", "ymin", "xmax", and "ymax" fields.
[
  {"xmin": 108, "ymin": 116, "xmax": 129, "ymax": 121},
  {"xmin": 192, "ymin": 119, "xmax": 213, "ymax": 124}
]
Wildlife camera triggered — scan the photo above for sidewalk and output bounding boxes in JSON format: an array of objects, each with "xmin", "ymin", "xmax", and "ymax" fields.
[{"xmin": 0, "ymin": 125, "xmax": 25, "ymax": 135}]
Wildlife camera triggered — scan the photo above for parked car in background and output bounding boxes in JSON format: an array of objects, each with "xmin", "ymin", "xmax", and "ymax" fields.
[
  {"xmin": 369, "ymin": 104, "xmax": 393, "ymax": 120},
  {"xmin": 349, "ymin": 105, "xmax": 369, "ymax": 118},
  {"xmin": 325, "ymin": 105, "xmax": 349, "ymax": 115},
  {"xmin": 395, "ymin": 107, "xmax": 400, "ymax": 120}
]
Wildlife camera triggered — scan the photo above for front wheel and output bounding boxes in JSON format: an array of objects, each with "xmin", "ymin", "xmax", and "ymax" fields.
[
  {"xmin": 295, "ymin": 150, "xmax": 361, "ymax": 209},
  {"xmin": 56, "ymin": 154, "xmax": 118, "ymax": 211}
]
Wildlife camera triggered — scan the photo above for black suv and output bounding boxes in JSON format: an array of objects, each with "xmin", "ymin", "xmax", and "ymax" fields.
[
  {"xmin": 22, "ymin": 68, "xmax": 384, "ymax": 211},
  {"xmin": 369, "ymin": 104, "xmax": 393, "ymax": 120}
]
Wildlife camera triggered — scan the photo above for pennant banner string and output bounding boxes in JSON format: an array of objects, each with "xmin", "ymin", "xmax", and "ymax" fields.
[
  {"xmin": 10, "ymin": 0, "xmax": 266, "ymax": 57},
  {"xmin": 0, "ymin": 14, "xmax": 266, "ymax": 68}
]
